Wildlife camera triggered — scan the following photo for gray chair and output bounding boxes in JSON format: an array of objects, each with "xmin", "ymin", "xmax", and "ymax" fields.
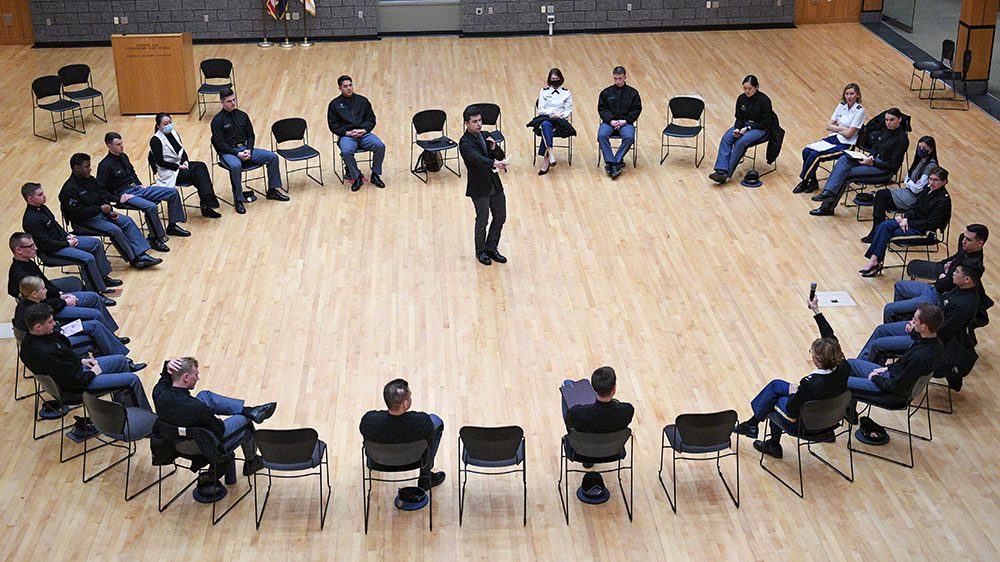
[
  {"xmin": 660, "ymin": 95, "xmax": 706, "ymax": 167},
  {"xmin": 759, "ymin": 391, "xmax": 854, "ymax": 498},
  {"xmin": 252, "ymin": 428, "xmax": 331, "ymax": 530},
  {"xmin": 659, "ymin": 410, "xmax": 738, "ymax": 513},
  {"xmin": 558, "ymin": 428, "xmax": 633, "ymax": 524},
  {"xmin": 850, "ymin": 374, "xmax": 934, "ymax": 469},
  {"xmin": 457, "ymin": 425, "xmax": 526, "ymax": 526},
  {"xmin": 361, "ymin": 439, "xmax": 432, "ymax": 533},
  {"xmin": 271, "ymin": 118, "xmax": 323, "ymax": 189},
  {"xmin": 82, "ymin": 392, "xmax": 171, "ymax": 500}
]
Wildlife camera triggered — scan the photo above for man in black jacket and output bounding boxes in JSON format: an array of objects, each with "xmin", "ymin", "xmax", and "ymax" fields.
[
  {"xmin": 210, "ymin": 88, "xmax": 288, "ymax": 214},
  {"xmin": 21, "ymin": 182, "xmax": 120, "ymax": 294},
  {"xmin": 735, "ymin": 297, "xmax": 850, "ymax": 459},
  {"xmin": 59, "ymin": 153, "xmax": 162, "ymax": 269},
  {"xmin": 459, "ymin": 105, "xmax": 509, "ymax": 266},
  {"xmin": 597, "ymin": 66, "xmax": 641, "ymax": 179},
  {"xmin": 562, "ymin": 366, "xmax": 634, "ymax": 433},
  {"xmin": 810, "ymin": 108, "xmax": 909, "ymax": 216},
  {"xmin": 327, "ymin": 75, "xmax": 386, "ymax": 192}
]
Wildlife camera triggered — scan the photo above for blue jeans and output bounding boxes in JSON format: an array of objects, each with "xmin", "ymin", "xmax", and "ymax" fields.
[
  {"xmin": 597, "ymin": 122, "xmax": 635, "ymax": 165},
  {"xmin": 88, "ymin": 354, "xmax": 150, "ymax": 410},
  {"xmin": 338, "ymin": 133, "xmax": 385, "ymax": 180},
  {"xmin": 538, "ymin": 120, "xmax": 555, "ymax": 156},
  {"xmin": 75, "ymin": 213, "xmax": 151, "ymax": 262},
  {"xmin": 847, "ymin": 359, "xmax": 884, "ymax": 393},
  {"xmin": 820, "ymin": 155, "xmax": 892, "ymax": 198},
  {"xmin": 750, "ymin": 379, "xmax": 793, "ymax": 421},
  {"xmin": 422, "ymin": 413, "xmax": 444, "ymax": 479},
  {"xmin": 220, "ymin": 148, "xmax": 282, "ymax": 201},
  {"xmin": 49, "ymin": 235, "xmax": 111, "ymax": 293},
  {"xmin": 865, "ymin": 219, "xmax": 921, "ymax": 261},
  {"xmin": 884, "ymin": 281, "xmax": 939, "ymax": 323},
  {"xmin": 800, "ymin": 135, "xmax": 849, "ymax": 180},
  {"xmin": 119, "ymin": 185, "xmax": 186, "ymax": 241},
  {"xmin": 713, "ymin": 127, "xmax": 766, "ymax": 176},
  {"xmin": 857, "ymin": 321, "xmax": 912, "ymax": 364},
  {"xmin": 193, "ymin": 390, "xmax": 257, "ymax": 458}
]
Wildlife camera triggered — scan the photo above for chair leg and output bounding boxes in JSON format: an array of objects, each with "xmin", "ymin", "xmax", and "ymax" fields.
[
  {"xmin": 716, "ymin": 440, "xmax": 740, "ymax": 508},
  {"xmin": 522, "ymin": 458, "xmax": 528, "ymax": 527},
  {"xmin": 211, "ymin": 466, "xmax": 253, "ymax": 526},
  {"xmin": 556, "ymin": 445, "xmax": 569, "ymax": 525},
  {"xmin": 124, "ymin": 447, "xmax": 175, "ymax": 501},
  {"xmin": 806, "ymin": 427, "xmax": 855, "ymax": 484},
  {"xmin": 253, "ymin": 469, "xmax": 273, "ymax": 529},
  {"xmin": 616, "ymin": 457, "xmax": 633, "ymax": 521},
  {"xmin": 159, "ymin": 463, "xmax": 200, "ymax": 512},
  {"xmin": 319, "ymin": 448, "xmax": 332, "ymax": 529},
  {"xmin": 757, "ymin": 423, "xmax": 805, "ymax": 498},
  {"xmin": 657, "ymin": 432, "xmax": 677, "ymax": 513}
]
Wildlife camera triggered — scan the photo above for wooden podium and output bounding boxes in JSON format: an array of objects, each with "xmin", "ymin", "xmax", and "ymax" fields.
[{"xmin": 111, "ymin": 33, "xmax": 196, "ymax": 115}]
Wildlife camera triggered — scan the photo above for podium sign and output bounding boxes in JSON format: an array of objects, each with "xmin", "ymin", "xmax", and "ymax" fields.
[{"xmin": 111, "ymin": 33, "xmax": 196, "ymax": 115}]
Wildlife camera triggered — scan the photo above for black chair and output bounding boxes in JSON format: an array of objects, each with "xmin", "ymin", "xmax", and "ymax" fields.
[
  {"xmin": 197, "ymin": 58, "xmax": 235, "ymax": 120},
  {"xmin": 31, "ymin": 75, "xmax": 84, "ymax": 142},
  {"xmin": 660, "ymin": 95, "xmax": 706, "ymax": 167},
  {"xmin": 659, "ymin": 410, "xmax": 738, "ymax": 513},
  {"xmin": 409, "ymin": 109, "xmax": 461, "ymax": 184},
  {"xmin": 61, "ymin": 216, "xmax": 122, "ymax": 262},
  {"xmin": 910, "ymin": 39, "xmax": 955, "ymax": 97},
  {"xmin": 146, "ymin": 151, "xmax": 200, "ymax": 212},
  {"xmin": 457, "ymin": 425, "xmax": 526, "ymax": 526},
  {"xmin": 906, "ymin": 257, "xmax": 945, "ymax": 282},
  {"xmin": 332, "ymin": 134, "xmax": 374, "ymax": 184},
  {"xmin": 361, "ymin": 439, "xmax": 432, "ymax": 533},
  {"xmin": 57, "ymin": 64, "xmax": 107, "ymax": 124},
  {"xmin": 155, "ymin": 421, "xmax": 253, "ymax": 525},
  {"xmin": 82, "ymin": 392, "xmax": 172, "ymax": 500},
  {"xmin": 36, "ymin": 251, "xmax": 86, "ymax": 287},
  {"xmin": 473, "ymin": 103, "xmax": 505, "ymax": 148},
  {"xmin": 531, "ymin": 102, "xmax": 574, "ymax": 167},
  {"xmin": 12, "ymin": 325, "xmax": 39, "ymax": 401},
  {"xmin": 557, "ymin": 428, "xmax": 633, "ymax": 524},
  {"xmin": 271, "ymin": 118, "xmax": 324, "ymax": 189},
  {"xmin": 887, "ymin": 220, "xmax": 951, "ymax": 279},
  {"xmin": 210, "ymin": 144, "xmax": 268, "ymax": 207},
  {"xmin": 252, "ymin": 428, "xmax": 331, "ymax": 530},
  {"xmin": 929, "ymin": 49, "xmax": 972, "ymax": 111},
  {"xmin": 849, "ymin": 374, "xmax": 934, "ymax": 469},
  {"xmin": 596, "ymin": 121, "xmax": 638, "ymax": 168},
  {"xmin": 739, "ymin": 133, "xmax": 775, "ymax": 177},
  {"xmin": 841, "ymin": 147, "xmax": 909, "ymax": 219},
  {"xmin": 31, "ymin": 373, "xmax": 101, "ymax": 463},
  {"xmin": 759, "ymin": 391, "xmax": 854, "ymax": 499}
]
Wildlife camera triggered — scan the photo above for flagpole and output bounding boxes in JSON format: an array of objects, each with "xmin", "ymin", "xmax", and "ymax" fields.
[
  {"xmin": 300, "ymin": 8, "xmax": 313, "ymax": 48},
  {"xmin": 258, "ymin": 1, "xmax": 273, "ymax": 47},
  {"xmin": 281, "ymin": 11, "xmax": 294, "ymax": 48}
]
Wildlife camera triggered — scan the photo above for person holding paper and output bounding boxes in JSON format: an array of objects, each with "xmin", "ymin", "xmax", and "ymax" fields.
[
  {"xmin": 459, "ymin": 104, "xmax": 509, "ymax": 266},
  {"xmin": 709, "ymin": 75, "xmax": 774, "ymax": 184},
  {"xmin": 793, "ymin": 83, "xmax": 864, "ymax": 194},
  {"xmin": 860, "ymin": 136, "xmax": 938, "ymax": 242}
]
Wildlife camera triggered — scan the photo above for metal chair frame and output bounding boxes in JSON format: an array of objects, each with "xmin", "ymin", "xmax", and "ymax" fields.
[
  {"xmin": 146, "ymin": 151, "xmax": 201, "ymax": 212},
  {"xmin": 31, "ymin": 374, "xmax": 114, "ymax": 463},
  {"xmin": 910, "ymin": 39, "xmax": 955, "ymax": 97},
  {"xmin": 658, "ymin": 411, "xmax": 739, "ymax": 513},
  {"xmin": 457, "ymin": 426, "xmax": 527, "ymax": 526},
  {"xmin": 332, "ymin": 134, "xmax": 374, "ymax": 184},
  {"xmin": 252, "ymin": 428, "xmax": 332, "ymax": 530},
  {"xmin": 210, "ymin": 144, "xmax": 269, "ymax": 208},
  {"xmin": 738, "ymin": 135, "xmax": 776, "ymax": 177},
  {"xmin": 32, "ymin": 75, "xmax": 85, "ymax": 142},
  {"xmin": 886, "ymin": 220, "xmax": 951, "ymax": 279},
  {"xmin": 12, "ymin": 326, "xmax": 39, "ymax": 401},
  {"xmin": 849, "ymin": 375, "xmax": 933, "ymax": 469},
  {"xmin": 659, "ymin": 95, "xmax": 706, "ymax": 167},
  {"xmin": 270, "ymin": 118, "xmax": 324, "ymax": 190},
  {"xmin": 557, "ymin": 429, "xmax": 633, "ymax": 525},
  {"xmin": 929, "ymin": 49, "xmax": 972, "ymax": 111},
  {"xmin": 361, "ymin": 439, "xmax": 433, "ymax": 533},
  {"xmin": 409, "ymin": 109, "xmax": 461, "ymax": 184},
  {"xmin": 58, "ymin": 63, "xmax": 107, "ymax": 124}
]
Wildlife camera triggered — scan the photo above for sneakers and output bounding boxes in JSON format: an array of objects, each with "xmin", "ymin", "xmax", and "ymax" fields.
[
  {"xmin": 734, "ymin": 421, "xmax": 759, "ymax": 439},
  {"xmin": 418, "ymin": 471, "xmax": 446, "ymax": 491},
  {"xmin": 753, "ymin": 440, "xmax": 783, "ymax": 459}
]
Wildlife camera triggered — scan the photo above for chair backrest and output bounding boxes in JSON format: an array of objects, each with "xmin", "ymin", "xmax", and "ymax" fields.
[
  {"xmin": 32, "ymin": 75, "xmax": 63, "ymax": 102},
  {"xmin": 473, "ymin": 103, "xmax": 501, "ymax": 127},
  {"xmin": 83, "ymin": 391, "xmax": 127, "ymax": 436},
  {"xmin": 200, "ymin": 58, "xmax": 233, "ymax": 81},
  {"xmin": 959, "ymin": 49, "xmax": 972, "ymax": 80},
  {"xmin": 255, "ymin": 428, "xmax": 320, "ymax": 466},
  {"xmin": 566, "ymin": 428, "xmax": 631, "ymax": 458},
  {"xmin": 669, "ymin": 96, "xmax": 705, "ymax": 122},
  {"xmin": 12, "ymin": 325, "xmax": 26, "ymax": 345},
  {"xmin": 363, "ymin": 439, "xmax": 428, "ymax": 468},
  {"xmin": 459, "ymin": 425, "xmax": 523, "ymax": 462},
  {"xmin": 155, "ymin": 421, "xmax": 227, "ymax": 461},
  {"xmin": 33, "ymin": 372, "xmax": 63, "ymax": 400},
  {"xmin": 58, "ymin": 64, "xmax": 91, "ymax": 89},
  {"xmin": 674, "ymin": 410, "xmax": 737, "ymax": 448},
  {"xmin": 798, "ymin": 391, "xmax": 851, "ymax": 434},
  {"xmin": 271, "ymin": 117, "xmax": 308, "ymax": 144},
  {"xmin": 940, "ymin": 39, "xmax": 956, "ymax": 65},
  {"xmin": 909, "ymin": 373, "xmax": 934, "ymax": 402},
  {"xmin": 412, "ymin": 109, "xmax": 447, "ymax": 136}
]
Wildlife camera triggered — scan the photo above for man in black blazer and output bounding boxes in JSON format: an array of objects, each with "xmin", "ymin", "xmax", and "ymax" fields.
[{"xmin": 459, "ymin": 105, "xmax": 509, "ymax": 266}]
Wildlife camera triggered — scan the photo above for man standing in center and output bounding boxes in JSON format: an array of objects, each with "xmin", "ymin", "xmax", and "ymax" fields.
[
  {"xmin": 597, "ymin": 66, "xmax": 642, "ymax": 179},
  {"xmin": 327, "ymin": 75, "xmax": 386, "ymax": 192},
  {"xmin": 459, "ymin": 105, "xmax": 508, "ymax": 266}
]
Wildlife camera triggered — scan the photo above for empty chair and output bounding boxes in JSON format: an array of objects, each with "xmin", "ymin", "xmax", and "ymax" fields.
[
  {"xmin": 660, "ymin": 96, "xmax": 706, "ymax": 167},
  {"xmin": 910, "ymin": 39, "xmax": 955, "ymax": 97},
  {"xmin": 557, "ymin": 428, "xmax": 633, "ymax": 524},
  {"xmin": 410, "ymin": 109, "xmax": 461, "ymax": 183},
  {"xmin": 361, "ymin": 439, "xmax": 432, "ymax": 533},
  {"xmin": 31, "ymin": 75, "xmax": 84, "ymax": 142},
  {"xmin": 197, "ymin": 58, "xmax": 235, "ymax": 120},
  {"xmin": 270, "ymin": 118, "xmax": 323, "ymax": 189},
  {"xmin": 58, "ymin": 64, "xmax": 107, "ymax": 124},
  {"xmin": 850, "ymin": 374, "xmax": 934, "ymax": 469},
  {"xmin": 659, "ymin": 410, "xmax": 739, "ymax": 513},
  {"xmin": 929, "ymin": 49, "xmax": 972, "ymax": 111},
  {"xmin": 457, "ymin": 425, "xmax": 526, "ymax": 526},
  {"xmin": 252, "ymin": 428, "xmax": 331, "ymax": 530}
]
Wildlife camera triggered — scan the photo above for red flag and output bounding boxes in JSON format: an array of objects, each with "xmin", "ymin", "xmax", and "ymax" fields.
[{"xmin": 266, "ymin": 0, "xmax": 288, "ymax": 20}]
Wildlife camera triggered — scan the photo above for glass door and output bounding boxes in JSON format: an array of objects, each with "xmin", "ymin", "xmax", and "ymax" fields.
[{"xmin": 883, "ymin": 0, "xmax": 916, "ymax": 32}]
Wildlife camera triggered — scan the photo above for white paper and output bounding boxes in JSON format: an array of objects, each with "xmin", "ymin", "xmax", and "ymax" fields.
[
  {"xmin": 0, "ymin": 322, "xmax": 12, "ymax": 339},
  {"xmin": 816, "ymin": 291, "xmax": 857, "ymax": 307},
  {"xmin": 806, "ymin": 140, "xmax": 836, "ymax": 152},
  {"xmin": 60, "ymin": 319, "xmax": 84, "ymax": 337},
  {"xmin": 844, "ymin": 150, "xmax": 868, "ymax": 160}
]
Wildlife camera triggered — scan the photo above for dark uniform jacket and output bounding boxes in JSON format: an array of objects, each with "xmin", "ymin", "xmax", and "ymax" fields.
[
  {"xmin": 22, "ymin": 204, "xmax": 72, "ymax": 254},
  {"xmin": 7, "ymin": 258, "xmax": 67, "ymax": 315},
  {"xmin": 20, "ymin": 331, "xmax": 94, "ymax": 393},
  {"xmin": 904, "ymin": 187, "xmax": 951, "ymax": 235},
  {"xmin": 210, "ymin": 109, "xmax": 256, "ymax": 156},
  {"xmin": 782, "ymin": 313, "xmax": 850, "ymax": 420},
  {"xmin": 459, "ymin": 130, "xmax": 505, "ymax": 198},
  {"xmin": 597, "ymin": 84, "xmax": 642, "ymax": 125},
  {"xmin": 326, "ymin": 94, "xmax": 377, "ymax": 137},
  {"xmin": 566, "ymin": 400, "xmax": 634, "ymax": 434},
  {"xmin": 59, "ymin": 174, "xmax": 117, "ymax": 224},
  {"xmin": 871, "ymin": 335, "xmax": 943, "ymax": 399},
  {"xmin": 96, "ymin": 152, "xmax": 142, "ymax": 194}
]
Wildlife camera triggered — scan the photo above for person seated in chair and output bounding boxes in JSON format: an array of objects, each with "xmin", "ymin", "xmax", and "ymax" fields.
[
  {"xmin": 858, "ymin": 262, "xmax": 981, "ymax": 364},
  {"xmin": 810, "ymin": 108, "xmax": 909, "ymax": 216},
  {"xmin": 857, "ymin": 167, "xmax": 951, "ymax": 278},
  {"xmin": 19, "ymin": 303, "xmax": 151, "ymax": 410},
  {"xmin": 359, "ymin": 378, "xmax": 445, "ymax": 490},
  {"xmin": 327, "ymin": 75, "xmax": 386, "ymax": 192},
  {"xmin": 710, "ymin": 75, "xmax": 774, "ymax": 185},
  {"xmin": 210, "ymin": 87, "xmax": 289, "ymax": 215},
  {"xmin": 597, "ymin": 66, "xmax": 641, "ymax": 179},
  {"xmin": 532, "ymin": 67, "xmax": 574, "ymax": 176},
  {"xmin": 884, "ymin": 224, "xmax": 987, "ymax": 323},
  {"xmin": 8, "ymin": 233, "xmax": 119, "ymax": 332},
  {"xmin": 735, "ymin": 297, "xmax": 849, "ymax": 459},
  {"xmin": 59, "ymin": 153, "xmax": 162, "ymax": 269},
  {"xmin": 860, "ymin": 136, "xmax": 938, "ymax": 233},
  {"xmin": 560, "ymin": 366, "xmax": 634, "ymax": 469},
  {"xmin": 97, "ymin": 132, "xmax": 189, "ymax": 252},
  {"xmin": 152, "ymin": 357, "xmax": 277, "ymax": 479},
  {"xmin": 793, "ymin": 82, "xmax": 864, "ymax": 194},
  {"xmin": 150, "ymin": 113, "xmax": 222, "ymax": 218},
  {"xmin": 21, "ymin": 182, "xmax": 121, "ymax": 294}
]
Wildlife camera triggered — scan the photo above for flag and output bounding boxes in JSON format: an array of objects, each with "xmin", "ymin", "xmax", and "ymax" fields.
[
  {"xmin": 266, "ymin": 0, "xmax": 288, "ymax": 20},
  {"xmin": 303, "ymin": 0, "xmax": 316, "ymax": 17}
]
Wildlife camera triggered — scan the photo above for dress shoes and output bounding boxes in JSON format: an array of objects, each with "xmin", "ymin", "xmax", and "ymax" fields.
[
  {"xmin": 351, "ymin": 176, "xmax": 364, "ymax": 192},
  {"xmin": 604, "ymin": 163, "xmax": 613, "ymax": 177},
  {"xmin": 127, "ymin": 360, "xmax": 148, "ymax": 372},
  {"xmin": 486, "ymin": 250, "xmax": 507, "ymax": 264},
  {"xmin": 148, "ymin": 238, "xmax": 170, "ymax": 252},
  {"xmin": 101, "ymin": 296, "xmax": 117, "ymax": 307},
  {"xmin": 792, "ymin": 180, "xmax": 809, "ymax": 194},
  {"xmin": 610, "ymin": 163, "xmax": 624, "ymax": 179},
  {"xmin": 234, "ymin": 201, "xmax": 247, "ymax": 214},
  {"xmin": 811, "ymin": 191, "xmax": 834, "ymax": 202},
  {"xmin": 165, "ymin": 224, "xmax": 191, "ymax": 237},
  {"xmin": 130, "ymin": 254, "xmax": 162, "ymax": 269},
  {"xmin": 266, "ymin": 189, "xmax": 290, "ymax": 201},
  {"xmin": 538, "ymin": 166, "xmax": 550, "ymax": 176},
  {"xmin": 753, "ymin": 440, "xmax": 783, "ymax": 459},
  {"xmin": 709, "ymin": 171, "xmax": 728, "ymax": 184},
  {"xmin": 369, "ymin": 174, "xmax": 385, "ymax": 188},
  {"xmin": 809, "ymin": 207, "xmax": 835, "ymax": 216},
  {"xmin": 860, "ymin": 234, "xmax": 874, "ymax": 244},
  {"xmin": 860, "ymin": 262, "xmax": 884, "ymax": 277},
  {"xmin": 102, "ymin": 276, "xmax": 123, "ymax": 287},
  {"xmin": 477, "ymin": 252, "xmax": 492, "ymax": 266},
  {"xmin": 242, "ymin": 456, "xmax": 264, "ymax": 476},
  {"xmin": 418, "ymin": 471, "xmax": 446, "ymax": 491},
  {"xmin": 201, "ymin": 207, "xmax": 222, "ymax": 218},
  {"xmin": 243, "ymin": 191, "xmax": 258, "ymax": 203},
  {"xmin": 246, "ymin": 402, "xmax": 277, "ymax": 424},
  {"xmin": 117, "ymin": 336, "xmax": 130, "ymax": 345},
  {"xmin": 734, "ymin": 421, "xmax": 759, "ymax": 439}
]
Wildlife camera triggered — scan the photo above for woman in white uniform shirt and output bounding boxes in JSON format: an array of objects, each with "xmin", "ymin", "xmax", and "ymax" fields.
[
  {"xmin": 793, "ymin": 83, "xmax": 865, "ymax": 194},
  {"xmin": 149, "ymin": 113, "xmax": 221, "ymax": 218},
  {"xmin": 534, "ymin": 68, "xmax": 573, "ymax": 175}
]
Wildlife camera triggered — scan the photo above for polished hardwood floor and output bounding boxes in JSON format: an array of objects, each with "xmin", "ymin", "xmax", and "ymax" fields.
[{"xmin": 1, "ymin": 23, "xmax": 998, "ymax": 560}]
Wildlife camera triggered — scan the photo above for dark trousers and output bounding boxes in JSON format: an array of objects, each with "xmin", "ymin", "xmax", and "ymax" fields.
[
  {"xmin": 177, "ymin": 161, "xmax": 219, "ymax": 209},
  {"xmin": 472, "ymin": 191, "xmax": 506, "ymax": 254},
  {"xmin": 867, "ymin": 188, "xmax": 898, "ymax": 237}
]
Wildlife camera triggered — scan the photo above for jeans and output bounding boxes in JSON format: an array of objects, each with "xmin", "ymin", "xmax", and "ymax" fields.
[
  {"xmin": 472, "ymin": 191, "xmax": 506, "ymax": 253},
  {"xmin": 800, "ymin": 135, "xmax": 848, "ymax": 180},
  {"xmin": 713, "ymin": 127, "xmax": 767, "ymax": 176},
  {"xmin": 597, "ymin": 122, "xmax": 635, "ymax": 165},
  {"xmin": 857, "ymin": 321, "xmax": 912, "ymax": 364},
  {"xmin": 538, "ymin": 120, "xmax": 555, "ymax": 156},
  {"xmin": 421, "ymin": 414, "xmax": 444, "ymax": 480},
  {"xmin": 884, "ymin": 281, "xmax": 939, "ymax": 323},
  {"xmin": 75, "ymin": 213, "xmax": 151, "ymax": 262},
  {"xmin": 817, "ymin": 155, "xmax": 893, "ymax": 211},
  {"xmin": 338, "ymin": 133, "xmax": 385, "ymax": 180},
  {"xmin": 48, "ymin": 235, "xmax": 111, "ymax": 293},
  {"xmin": 88, "ymin": 354, "xmax": 150, "ymax": 411},
  {"xmin": 118, "ymin": 185, "xmax": 186, "ymax": 241},
  {"xmin": 865, "ymin": 219, "xmax": 921, "ymax": 261},
  {"xmin": 220, "ymin": 148, "xmax": 283, "ymax": 202}
]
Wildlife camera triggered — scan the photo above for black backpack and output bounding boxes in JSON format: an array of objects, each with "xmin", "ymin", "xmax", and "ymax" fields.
[{"xmin": 415, "ymin": 150, "xmax": 442, "ymax": 173}]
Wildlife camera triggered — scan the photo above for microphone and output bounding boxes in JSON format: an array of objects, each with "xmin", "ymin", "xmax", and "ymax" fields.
[{"xmin": 808, "ymin": 282, "xmax": 817, "ymax": 302}]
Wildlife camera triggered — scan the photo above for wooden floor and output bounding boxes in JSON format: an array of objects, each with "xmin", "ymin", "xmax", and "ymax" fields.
[{"xmin": 1, "ymin": 24, "xmax": 998, "ymax": 560}]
